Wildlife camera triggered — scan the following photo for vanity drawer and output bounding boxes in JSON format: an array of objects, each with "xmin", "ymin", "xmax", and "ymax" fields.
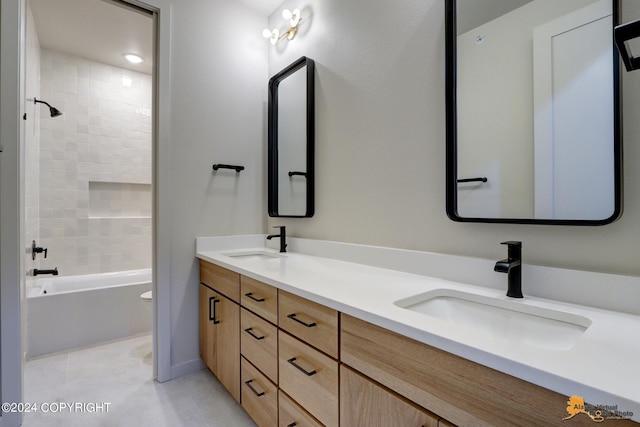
[
  {"xmin": 341, "ymin": 314, "xmax": 600, "ymax": 427},
  {"xmin": 241, "ymin": 276, "xmax": 278, "ymax": 324},
  {"xmin": 278, "ymin": 290, "xmax": 338, "ymax": 358},
  {"xmin": 279, "ymin": 331, "xmax": 339, "ymax": 427},
  {"xmin": 278, "ymin": 389, "xmax": 323, "ymax": 427},
  {"xmin": 241, "ymin": 357, "xmax": 278, "ymax": 427},
  {"xmin": 241, "ymin": 308, "xmax": 278, "ymax": 384},
  {"xmin": 199, "ymin": 260, "xmax": 240, "ymax": 303}
]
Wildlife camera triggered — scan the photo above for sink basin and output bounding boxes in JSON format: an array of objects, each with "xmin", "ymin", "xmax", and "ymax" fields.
[
  {"xmin": 223, "ymin": 250, "xmax": 282, "ymax": 261},
  {"xmin": 394, "ymin": 289, "xmax": 591, "ymax": 351}
]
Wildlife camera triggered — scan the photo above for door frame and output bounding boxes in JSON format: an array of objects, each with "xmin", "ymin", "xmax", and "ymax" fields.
[
  {"xmin": 1, "ymin": 1, "xmax": 26, "ymax": 426},
  {"xmin": 1, "ymin": 0, "xmax": 172, "ymax": 424}
]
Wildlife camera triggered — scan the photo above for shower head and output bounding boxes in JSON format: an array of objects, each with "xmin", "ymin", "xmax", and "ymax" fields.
[{"xmin": 34, "ymin": 98, "xmax": 63, "ymax": 118}]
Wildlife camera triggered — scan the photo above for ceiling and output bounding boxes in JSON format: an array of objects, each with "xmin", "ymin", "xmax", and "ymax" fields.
[
  {"xmin": 29, "ymin": 0, "xmax": 282, "ymax": 77},
  {"xmin": 30, "ymin": 0, "xmax": 154, "ymax": 74},
  {"xmin": 456, "ymin": 0, "xmax": 534, "ymax": 35}
]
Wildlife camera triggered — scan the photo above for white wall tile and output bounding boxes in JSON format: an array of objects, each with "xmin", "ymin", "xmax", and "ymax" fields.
[{"xmin": 39, "ymin": 50, "xmax": 152, "ymax": 276}]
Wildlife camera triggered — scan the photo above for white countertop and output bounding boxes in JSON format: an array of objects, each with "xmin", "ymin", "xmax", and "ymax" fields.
[{"xmin": 196, "ymin": 236, "xmax": 640, "ymax": 421}]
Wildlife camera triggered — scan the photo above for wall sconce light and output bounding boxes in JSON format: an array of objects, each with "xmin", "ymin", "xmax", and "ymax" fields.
[{"xmin": 262, "ymin": 8, "xmax": 302, "ymax": 45}]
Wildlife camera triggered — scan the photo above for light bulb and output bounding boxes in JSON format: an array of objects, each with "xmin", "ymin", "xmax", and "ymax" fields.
[
  {"xmin": 289, "ymin": 9, "xmax": 301, "ymax": 27},
  {"xmin": 270, "ymin": 28, "xmax": 280, "ymax": 45},
  {"xmin": 263, "ymin": 28, "xmax": 273, "ymax": 39},
  {"xmin": 282, "ymin": 9, "xmax": 292, "ymax": 20}
]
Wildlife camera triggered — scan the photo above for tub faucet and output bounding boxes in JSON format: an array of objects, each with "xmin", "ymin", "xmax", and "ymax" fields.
[
  {"xmin": 494, "ymin": 241, "xmax": 522, "ymax": 298},
  {"xmin": 266, "ymin": 226, "xmax": 287, "ymax": 253}
]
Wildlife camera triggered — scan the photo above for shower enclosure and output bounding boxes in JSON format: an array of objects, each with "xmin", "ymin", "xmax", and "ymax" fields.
[{"xmin": 25, "ymin": 0, "xmax": 154, "ymax": 357}]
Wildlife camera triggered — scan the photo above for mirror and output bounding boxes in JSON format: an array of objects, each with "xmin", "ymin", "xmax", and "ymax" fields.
[
  {"xmin": 268, "ymin": 56, "xmax": 315, "ymax": 218},
  {"xmin": 446, "ymin": 0, "xmax": 621, "ymax": 225}
]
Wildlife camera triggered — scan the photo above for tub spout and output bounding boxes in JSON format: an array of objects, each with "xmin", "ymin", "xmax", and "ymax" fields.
[{"xmin": 33, "ymin": 268, "xmax": 58, "ymax": 276}]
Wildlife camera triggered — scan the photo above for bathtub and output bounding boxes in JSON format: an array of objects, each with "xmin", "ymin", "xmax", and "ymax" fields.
[{"xmin": 27, "ymin": 268, "xmax": 152, "ymax": 358}]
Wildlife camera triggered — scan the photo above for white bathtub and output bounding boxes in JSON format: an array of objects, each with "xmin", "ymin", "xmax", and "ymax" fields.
[{"xmin": 27, "ymin": 268, "xmax": 152, "ymax": 357}]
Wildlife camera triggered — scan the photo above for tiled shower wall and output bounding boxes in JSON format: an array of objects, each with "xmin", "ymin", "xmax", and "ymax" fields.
[{"xmin": 37, "ymin": 49, "xmax": 152, "ymax": 276}]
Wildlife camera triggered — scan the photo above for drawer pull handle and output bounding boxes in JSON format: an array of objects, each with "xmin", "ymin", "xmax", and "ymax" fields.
[
  {"xmin": 287, "ymin": 313, "xmax": 317, "ymax": 328},
  {"xmin": 244, "ymin": 379, "xmax": 265, "ymax": 397},
  {"xmin": 244, "ymin": 327, "xmax": 265, "ymax": 340},
  {"xmin": 208, "ymin": 296, "xmax": 215, "ymax": 321},
  {"xmin": 287, "ymin": 423, "xmax": 297, "ymax": 427},
  {"xmin": 287, "ymin": 357, "xmax": 317, "ymax": 376},
  {"xmin": 245, "ymin": 292, "xmax": 265, "ymax": 302},
  {"xmin": 212, "ymin": 298, "xmax": 221, "ymax": 325}
]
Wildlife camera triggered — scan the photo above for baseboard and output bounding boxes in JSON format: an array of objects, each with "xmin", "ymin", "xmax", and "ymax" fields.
[{"xmin": 170, "ymin": 357, "xmax": 205, "ymax": 380}]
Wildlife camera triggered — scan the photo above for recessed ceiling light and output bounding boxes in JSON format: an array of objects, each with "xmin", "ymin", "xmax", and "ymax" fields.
[{"xmin": 124, "ymin": 53, "xmax": 143, "ymax": 64}]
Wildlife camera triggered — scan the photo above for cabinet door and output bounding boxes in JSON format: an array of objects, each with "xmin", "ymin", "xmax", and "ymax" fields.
[
  {"xmin": 215, "ymin": 292, "xmax": 241, "ymax": 403},
  {"xmin": 341, "ymin": 365, "xmax": 439, "ymax": 427},
  {"xmin": 199, "ymin": 284, "xmax": 216, "ymax": 371}
]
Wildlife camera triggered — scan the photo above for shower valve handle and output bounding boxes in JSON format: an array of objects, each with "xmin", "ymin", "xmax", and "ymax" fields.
[{"xmin": 32, "ymin": 240, "xmax": 48, "ymax": 260}]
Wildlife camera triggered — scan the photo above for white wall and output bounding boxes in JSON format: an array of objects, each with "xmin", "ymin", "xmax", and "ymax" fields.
[
  {"xmin": 166, "ymin": 0, "xmax": 267, "ymax": 375},
  {"xmin": 267, "ymin": 0, "xmax": 640, "ymax": 277}
]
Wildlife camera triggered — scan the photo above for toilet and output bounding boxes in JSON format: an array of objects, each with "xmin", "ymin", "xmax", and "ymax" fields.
[
  {"xmin": 140, "ymin": 290, "xmax": 152, "ymax": 302},
  {"xmin": 140, "ymin": 290, "xmax": 152, "ymax": 315}
]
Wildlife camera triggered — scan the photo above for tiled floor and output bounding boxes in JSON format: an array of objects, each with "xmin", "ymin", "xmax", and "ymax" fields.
[{"xmin": 23, "ymin": 334, "xmax": 256, "ymax": 427}]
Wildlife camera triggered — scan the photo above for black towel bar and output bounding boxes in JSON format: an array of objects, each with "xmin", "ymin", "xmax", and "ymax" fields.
[
  {"xmin": 213, "ymin": 164, "xmax": 245, "ymax": 172},
  {"xmin": 457, "ymin": 177, "xmax": 488, "ymax": 184}
]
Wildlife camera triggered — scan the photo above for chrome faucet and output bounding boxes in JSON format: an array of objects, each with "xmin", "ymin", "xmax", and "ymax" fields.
[
  {"xmin": 494, "ymin": 241, "xmax": 522, "ymax": 298},
  {"xmin": 266, "ymin": 226, "xmax": 287, "ymax": 253}
]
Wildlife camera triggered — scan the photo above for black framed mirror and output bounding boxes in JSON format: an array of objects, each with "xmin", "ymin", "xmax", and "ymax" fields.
[
  {"xmin": 268, "ymin": 56, "xmax": 315, "ymax": 218},
  {"xmin": 446, "ymin": 0, "xmax": 622, "ymax": 225}
]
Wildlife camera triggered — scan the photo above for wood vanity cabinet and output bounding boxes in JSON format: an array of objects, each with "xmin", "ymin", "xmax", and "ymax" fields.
[
  {"xmin": 198, "ymin": 261, "xmax": 240, "ymax": 403},
  {"xmin": 200, "ymin": 259, "xmax": 637, "ymax": 427},
  {"xmin": 341, "ymin": 365, "xmax": 439, "ymax": 427}
]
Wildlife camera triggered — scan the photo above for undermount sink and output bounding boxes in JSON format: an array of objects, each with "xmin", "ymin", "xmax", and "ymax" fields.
[
  {"xmin": 394, "ymin": 289, "xmax": 591, "ymax": 351},
  {"xmin": 223, "ymin": 250, "xmax": 282, "ymax": 261}
]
